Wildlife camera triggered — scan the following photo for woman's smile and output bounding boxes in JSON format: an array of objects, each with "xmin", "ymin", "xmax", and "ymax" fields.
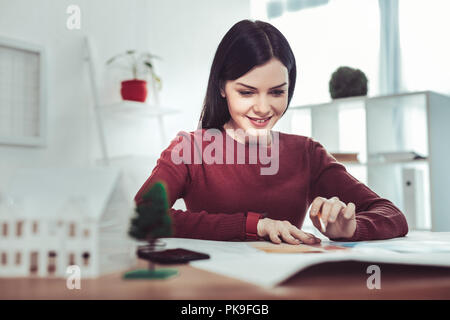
[{"xmin": 246, "ymin": 115, "xmax": 272, "ymax": 127}]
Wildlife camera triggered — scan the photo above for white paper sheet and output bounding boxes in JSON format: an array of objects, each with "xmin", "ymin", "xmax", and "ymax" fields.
[{"xmin": 158, "ymin": 231, "xmax": 450, "ymax": 288}]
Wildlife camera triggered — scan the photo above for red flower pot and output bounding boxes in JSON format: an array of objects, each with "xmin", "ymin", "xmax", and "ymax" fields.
[{"xmin": 120, "ymin": 79, "xmax": 148, "ymax": 102}]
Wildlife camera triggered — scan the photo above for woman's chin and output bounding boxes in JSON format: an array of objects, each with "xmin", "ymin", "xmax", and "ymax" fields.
[{"xmin": 245, "ymin": 126, "xmax": 272, "ymax": 135}]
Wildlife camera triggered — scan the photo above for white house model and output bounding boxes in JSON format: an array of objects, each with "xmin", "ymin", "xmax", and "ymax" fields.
[{"xmin": 0, "ymin": 167, "xmax": 137, "ymax": 278}]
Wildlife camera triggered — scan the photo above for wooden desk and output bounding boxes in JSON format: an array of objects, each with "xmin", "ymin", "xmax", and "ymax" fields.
[{"xmin": 1, "ymin": 259, "xmax": 450, "ymax": 299}]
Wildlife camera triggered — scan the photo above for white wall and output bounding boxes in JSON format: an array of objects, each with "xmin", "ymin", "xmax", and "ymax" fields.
[{"xmin": 0, "ymin": 0, "xmax": 251, "ymax": 196}]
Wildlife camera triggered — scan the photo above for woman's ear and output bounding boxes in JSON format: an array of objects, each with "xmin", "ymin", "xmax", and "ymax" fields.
[{"xmin": 219, "ymin": 80, "xmax": 226, "ymax": 98}]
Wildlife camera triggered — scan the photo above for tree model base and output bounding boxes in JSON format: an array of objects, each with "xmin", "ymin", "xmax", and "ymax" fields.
[{"xmin": 122, "ymin": 268, "xmax": 178, "ymax": 280}]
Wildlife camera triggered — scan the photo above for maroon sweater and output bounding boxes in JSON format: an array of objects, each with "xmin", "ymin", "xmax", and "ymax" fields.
[{"xmin": 135, "ymin": 127, "xmax": 409, "ymax": 242}]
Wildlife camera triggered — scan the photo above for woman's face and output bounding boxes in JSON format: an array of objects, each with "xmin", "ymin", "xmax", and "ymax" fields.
[{"xmin": 221, "ymin": 57, "xmax": 289, "ymax": 140}]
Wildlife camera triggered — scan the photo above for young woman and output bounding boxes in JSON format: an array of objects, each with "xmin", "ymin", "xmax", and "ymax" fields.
[{"xmin": 135, "ymin": 19, "xmax": 408, "ymax": 244}]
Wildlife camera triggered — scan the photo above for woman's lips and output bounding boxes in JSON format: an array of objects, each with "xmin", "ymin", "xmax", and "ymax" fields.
[{"xmin": 247, "ymin": 116, "xmax": 272, "ymax": 127}]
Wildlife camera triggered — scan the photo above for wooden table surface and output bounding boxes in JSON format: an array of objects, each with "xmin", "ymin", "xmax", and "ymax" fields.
[{"xmin": 1, "ymin": 259, "xmax": 450, "ymax": 299}]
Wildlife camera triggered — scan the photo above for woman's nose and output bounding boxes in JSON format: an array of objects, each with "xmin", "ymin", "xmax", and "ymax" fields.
[{"xmin": 253, "ymin": 95, "xmax": 271, "ymax": 116}]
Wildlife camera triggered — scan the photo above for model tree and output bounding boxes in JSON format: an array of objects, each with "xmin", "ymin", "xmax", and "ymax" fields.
[{"xmin": 123, "ymin": 181, "xmax": 178, "ymax": 279}]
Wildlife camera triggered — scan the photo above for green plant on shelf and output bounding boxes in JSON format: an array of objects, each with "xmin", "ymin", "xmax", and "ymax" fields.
[{"xmin": 106, "ymin": 50, "xmax": 162, "ymax": 90}]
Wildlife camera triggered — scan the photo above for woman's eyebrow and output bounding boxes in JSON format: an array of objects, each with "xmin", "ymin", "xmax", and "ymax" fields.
[{"xmin": 236, "ymin": 82, "xmax": 287, "ymax": 90}]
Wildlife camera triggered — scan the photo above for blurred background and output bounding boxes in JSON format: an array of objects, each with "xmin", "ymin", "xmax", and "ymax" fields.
[{"xmin": 1, "ymin": 0, "xmax": 450, "ymax": 278}]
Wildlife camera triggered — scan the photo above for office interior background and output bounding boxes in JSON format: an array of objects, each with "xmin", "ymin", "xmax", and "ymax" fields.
[{"xmin": 1, "ymin": 0, "xmax": 450, "ymax": 277}]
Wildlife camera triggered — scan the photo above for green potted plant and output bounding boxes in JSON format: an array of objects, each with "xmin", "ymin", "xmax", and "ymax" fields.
[
  {"xmin": 106, "ymin": 50, "xmax": 162, "ymax": 103},
  {"xmin": 329, "ymin": 66, "xmax": 368, "ymax": 99}
]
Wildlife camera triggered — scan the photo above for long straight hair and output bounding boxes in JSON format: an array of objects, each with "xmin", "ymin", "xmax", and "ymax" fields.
[{"xmin": 198, "ymin": 19, "xmax": 297, "ymax": 130}]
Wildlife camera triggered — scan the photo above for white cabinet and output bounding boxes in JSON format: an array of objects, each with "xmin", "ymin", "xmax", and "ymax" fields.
[{"xmin": 287, "ymin": 91, "xmax": 450, "ymax": 231}]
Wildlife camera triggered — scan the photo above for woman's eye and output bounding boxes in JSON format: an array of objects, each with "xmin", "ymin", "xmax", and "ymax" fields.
[
  {"xmin": 271, "ymin": 90, "xmax": 285, "ymax": 96},
  {"xmin": 238, "ymin": 90, "xmax": 285, "ymax": 97}
]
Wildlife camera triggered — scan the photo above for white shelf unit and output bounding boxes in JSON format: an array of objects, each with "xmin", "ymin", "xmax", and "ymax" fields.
[
  {"xmin": 99, "ymin": 100, "xmax": 179, "ymax": 118},
  {"xmin": 287, "ymin": 91, "xmax": 450, "ymax": 232},
  {"xmin": 84, "ymin": 36, "xmax": 179, "ymax": 165}
]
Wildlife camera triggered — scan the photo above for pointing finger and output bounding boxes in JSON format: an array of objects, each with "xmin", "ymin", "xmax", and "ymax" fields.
[
  {"xmin": 343, "ymin": 202, "xmax": 356, "ymax": 220},
  {"xmin": 310, "ymin": 197, "xmax": 326, "ymax": 217},
  {"xmin": 320, "ymin": 199, "xmax": 334, "ymax": 228},
  {"xmin": 328, "ymin": 201, "xmax": 346, "ymax": 223}
]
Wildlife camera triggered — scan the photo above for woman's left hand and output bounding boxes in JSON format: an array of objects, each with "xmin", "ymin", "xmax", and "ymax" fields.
[{"xmin": 309, "ymin": 196, "xmax": 357, "ymax": 240}]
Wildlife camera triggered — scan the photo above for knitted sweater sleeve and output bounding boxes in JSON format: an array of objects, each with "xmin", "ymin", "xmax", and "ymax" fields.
[
  {"xmin": 308, "ymin": 138, "xmax": 409, "ymax": 241},
  {"xmin": 134, "ymin": 131, "xmax": 247, "ymax": 241}
]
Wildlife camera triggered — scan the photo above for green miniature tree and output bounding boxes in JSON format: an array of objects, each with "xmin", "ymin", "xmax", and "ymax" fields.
[
  {"xmin": 123, "ymin": 181, "xmax": 178, "ymax": 279},
  {"xmin": 128, "ymin": 181, "xmax": 172, "ymax": 241}
]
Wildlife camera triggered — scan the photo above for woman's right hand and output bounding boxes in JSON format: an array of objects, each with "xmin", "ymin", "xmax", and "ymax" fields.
[{"xmin": 256, "ymin": 217, "xmax": 321, "ymax": 245}]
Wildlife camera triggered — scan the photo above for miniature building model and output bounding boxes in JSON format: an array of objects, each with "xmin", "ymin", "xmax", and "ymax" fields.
[{"xmin": 0, "ymin": 167, "xmax": 136, "ymax": 278}]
